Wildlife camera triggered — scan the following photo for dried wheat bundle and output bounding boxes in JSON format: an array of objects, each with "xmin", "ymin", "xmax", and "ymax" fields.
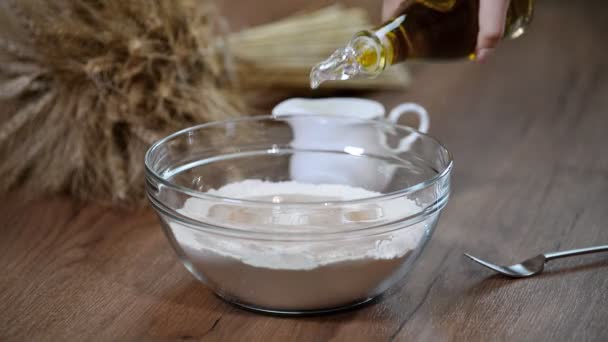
[
  {"xmin": 0, "ymin": 0, "xmax": 244, "ymax": 205},
  {"xmin": 228, "ymin": 5, "xmax": 411, "ymax": 90}
]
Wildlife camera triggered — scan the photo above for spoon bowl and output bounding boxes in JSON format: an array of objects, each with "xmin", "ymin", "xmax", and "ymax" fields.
[{"xmin": 465, "ymin": 254, "xmax": 546, "ymax": 278}]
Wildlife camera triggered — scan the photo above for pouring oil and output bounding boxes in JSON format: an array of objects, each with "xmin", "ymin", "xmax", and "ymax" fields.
[{"xmin": 310, "ymin": 0, "xmax": 534, "ymax": 88}]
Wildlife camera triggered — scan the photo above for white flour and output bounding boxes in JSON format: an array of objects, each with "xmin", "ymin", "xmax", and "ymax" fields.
[{"xmin": 170, "ymin": 180, "xmax": 428, "ymax": 270}]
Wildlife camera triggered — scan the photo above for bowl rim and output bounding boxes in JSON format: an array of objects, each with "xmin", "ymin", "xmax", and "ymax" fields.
[{"xmin": 144, "ymin": 114, "xmax": 453, "ymax": 207}]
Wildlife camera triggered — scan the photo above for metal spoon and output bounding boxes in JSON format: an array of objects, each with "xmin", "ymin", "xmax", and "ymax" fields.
[{"xmin": 465, "ymin": 245, "xmax": 608, "ymax": 278}]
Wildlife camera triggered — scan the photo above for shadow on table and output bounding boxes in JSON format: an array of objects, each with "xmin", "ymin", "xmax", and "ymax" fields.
[
  {"xmin": 465, "ymin": 257, "xmax": 608, "ymax": 294},
  {"xmin": 158, "ymin": 278, "xmax": 396, "ymax": 321}
]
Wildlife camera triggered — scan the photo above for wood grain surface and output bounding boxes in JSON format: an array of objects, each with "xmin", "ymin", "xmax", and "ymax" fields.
[{"xmin": 2, "ymin": 0, "xmax": 608, "ymax": 341}]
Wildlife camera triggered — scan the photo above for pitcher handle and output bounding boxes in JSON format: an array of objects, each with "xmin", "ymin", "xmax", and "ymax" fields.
[{"xmin": 385, "ymin": 103, "xmax": 430, "ymax": 153}]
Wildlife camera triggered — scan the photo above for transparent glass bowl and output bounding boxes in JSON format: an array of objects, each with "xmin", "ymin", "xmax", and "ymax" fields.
[{"xmin": 145, "ymin": 115, "xmax": 452, "ymax": 315}]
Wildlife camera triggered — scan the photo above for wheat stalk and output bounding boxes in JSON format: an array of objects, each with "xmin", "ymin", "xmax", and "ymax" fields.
[{"xmin": 0, "ymin": 0, "xmax": 244, "ymax": 205}]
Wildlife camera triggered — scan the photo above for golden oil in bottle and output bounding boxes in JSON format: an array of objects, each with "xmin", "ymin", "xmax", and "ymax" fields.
[{"xmin": 310, "ymin": 0, "xmax": 534, "ymax": 88}]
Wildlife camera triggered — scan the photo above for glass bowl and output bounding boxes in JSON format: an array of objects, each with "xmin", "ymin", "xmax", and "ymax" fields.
[{"xmin": 145, "ymin": 115, "xmax": 452, "ymax": 315}]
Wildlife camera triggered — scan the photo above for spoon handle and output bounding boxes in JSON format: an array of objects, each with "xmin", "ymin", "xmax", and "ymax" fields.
[{"xmin": 544, "ymin": 245, "xmax": 608, "ymax": 261}]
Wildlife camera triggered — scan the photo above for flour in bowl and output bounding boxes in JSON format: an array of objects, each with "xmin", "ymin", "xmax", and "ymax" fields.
[{"xmin": 167, "ymin": 180, "xmax": 436, "ymax": 311}]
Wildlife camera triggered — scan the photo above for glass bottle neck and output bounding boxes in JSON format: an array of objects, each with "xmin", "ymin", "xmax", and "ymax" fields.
[
  {"xmin": 350, "ymin": 14, "xmax": 407, "ymax": 76},
  {"xmin": 308, "ymin": 17, "xmax": 402, "ymax": 88},
  {"xmin": 349, "ymin": 32, "xmax": 391, "ymax": 77}
]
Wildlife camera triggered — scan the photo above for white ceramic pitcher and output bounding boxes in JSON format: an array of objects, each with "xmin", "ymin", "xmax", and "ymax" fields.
[{"xmin": 272, "ymin": 97, "xmax": 430, "ymax": 190}]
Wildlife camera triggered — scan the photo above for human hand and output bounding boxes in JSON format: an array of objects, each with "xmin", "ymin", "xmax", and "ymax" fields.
[{"xmin": 382, "ymin": 0, "xmax": 511, "ymax": 62}]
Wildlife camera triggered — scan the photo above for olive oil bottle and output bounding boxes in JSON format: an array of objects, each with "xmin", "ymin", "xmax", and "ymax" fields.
[{"xmin": 310, "ymin": 0, "xmax": 534, "ymax": 88}]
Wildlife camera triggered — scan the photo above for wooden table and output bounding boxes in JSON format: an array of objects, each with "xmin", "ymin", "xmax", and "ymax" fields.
[{"xmin": 2, "ymin": 0, "xmax": 608, "ymax": 340}]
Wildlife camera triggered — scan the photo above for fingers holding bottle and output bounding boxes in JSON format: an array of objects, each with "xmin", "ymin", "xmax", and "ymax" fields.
[
  {"xmin": 382, "ymin": 0, "xmax": 512, "ymax": 62},
  {"xmin": 476, "ymin": 0, "xmax": 510, "ymax": 62}
]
